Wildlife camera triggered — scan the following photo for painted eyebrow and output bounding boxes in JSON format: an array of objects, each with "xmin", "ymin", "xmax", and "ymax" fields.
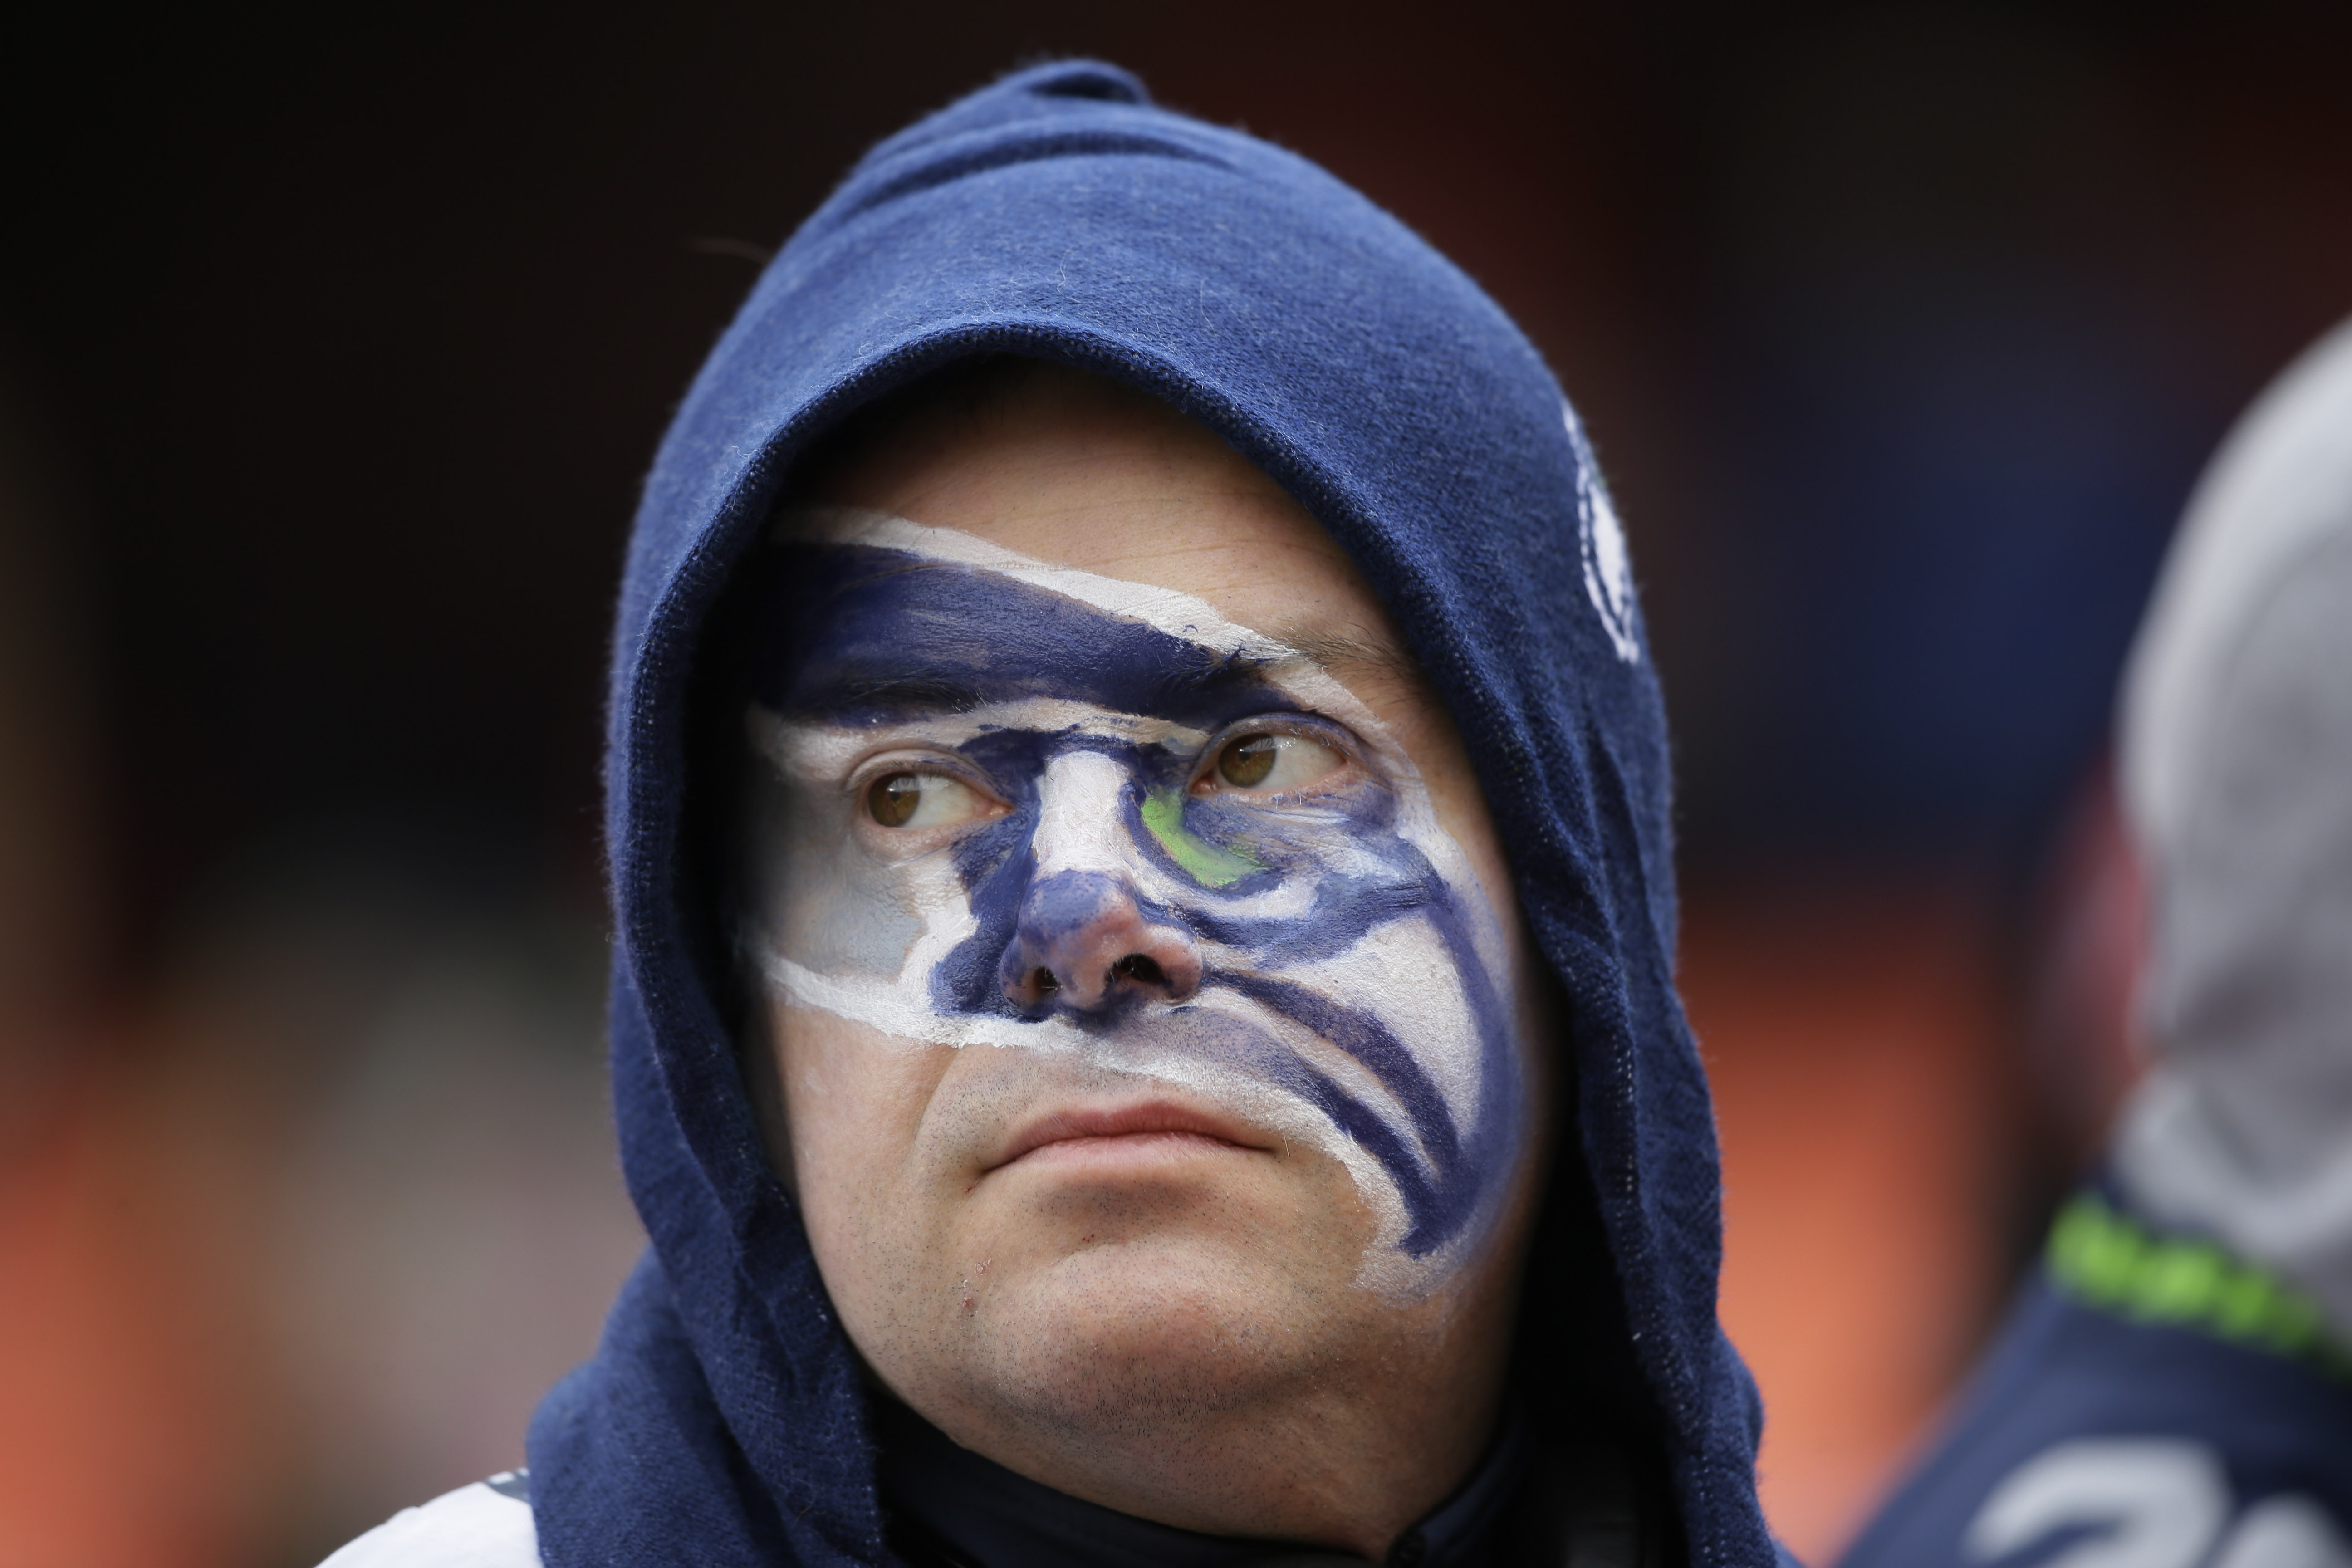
[
  {"xmin": 781, "ymin": 626, "xmax": 1425, "ymax": 718},
  {"xmin": 1268, "ymin": 624, "xmax": 1439, "ymax": 706},
  {"xmin": 787, "ymin": 669, "xmax": 985, "ymax": 715},
  {"xmin": 783, "ymin": 650, "xmax": 1272, "ymax": 718}
]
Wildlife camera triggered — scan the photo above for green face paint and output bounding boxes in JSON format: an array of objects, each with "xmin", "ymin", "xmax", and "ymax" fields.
[{"xmin": 1142, "ymin": 790, "xmax": 1261, "ymax": 887}]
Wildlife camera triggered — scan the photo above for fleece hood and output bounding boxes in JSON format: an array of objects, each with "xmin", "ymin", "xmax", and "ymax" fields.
[{"xmin": 529, "ymin": 61, "xmax": 1774, "ymax": 1568}]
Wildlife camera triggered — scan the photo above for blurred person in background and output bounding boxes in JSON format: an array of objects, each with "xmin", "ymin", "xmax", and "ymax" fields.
[
  {"xmin": 324, "ymin": 63, "xmax": 1793, "ymax": 1568},
  {"xmin": 1840, "ymin": 318, "xmax": 2352, "ymax": 1567}
]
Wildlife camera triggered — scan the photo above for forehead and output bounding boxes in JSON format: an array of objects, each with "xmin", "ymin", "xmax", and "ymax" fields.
[{"xmin": 783, "ymin": 361, "xmax": 1393, "ymax": 668}]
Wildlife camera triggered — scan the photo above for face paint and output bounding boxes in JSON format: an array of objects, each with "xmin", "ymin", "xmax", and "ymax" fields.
[{"xmin": 738, "ymin": 505, "xmax": 1532, "ymax": 1298}]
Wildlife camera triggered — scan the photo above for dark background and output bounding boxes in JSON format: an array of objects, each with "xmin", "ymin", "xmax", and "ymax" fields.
[
  {"xmin": 3, "ymin": 5, "xmax": 2348, "ymax": 1564},
  {"xmin": 18, "ymin": 0, "xmax": 2350, "ymax": 931}
]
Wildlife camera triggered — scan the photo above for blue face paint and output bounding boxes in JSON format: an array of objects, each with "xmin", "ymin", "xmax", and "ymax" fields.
[
  {"xmin": 748, "ymin": 542, "xmax": 1290, "ymax": 732},
  {"xmin": 738, "ymin": 508, "xmax": 1532, "ymax": 1294}
]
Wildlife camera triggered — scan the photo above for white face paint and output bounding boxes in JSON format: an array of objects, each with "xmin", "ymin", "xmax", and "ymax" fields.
[{"xmin": 738, "ymin": 507, "xmax": 1534, "ymax": 1296}]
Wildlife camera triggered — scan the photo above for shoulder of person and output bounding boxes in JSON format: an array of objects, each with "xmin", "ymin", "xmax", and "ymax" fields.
[{"xmin": 317, "ymin": 1470, "xmax": 537, "ymax": 1568}]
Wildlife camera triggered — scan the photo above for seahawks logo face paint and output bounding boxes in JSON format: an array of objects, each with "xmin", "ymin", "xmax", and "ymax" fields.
[{"xmin": 737, "ymin": 507, "xmax": 1531, "ymax": 1296}]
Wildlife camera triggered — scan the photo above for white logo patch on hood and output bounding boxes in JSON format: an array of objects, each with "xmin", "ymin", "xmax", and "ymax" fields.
[{"xmin": 1568, "ymin": 405, "xmax": 1641, "ymax": 664}]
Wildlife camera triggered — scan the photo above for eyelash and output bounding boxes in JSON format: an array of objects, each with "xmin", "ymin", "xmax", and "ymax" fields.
[
  {"xmin": 1187, "ymin": 717, "xmax": 1363, "ymax": 799},
  {"xmin": 846, "ymin": 756, "xmax": 1008, "ymax": 825},
  {"xmin": 835, "ymin": 716, "xmax": 1366, "ymax": 830},
  {"xmin": 846, "ymin": 755, "xmax": 992, "ymax": 795}
]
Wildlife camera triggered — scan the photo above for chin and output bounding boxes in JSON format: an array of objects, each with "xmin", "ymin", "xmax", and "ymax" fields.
[{"xmin": 950, "ymin": 1233, "xmax": 1356, "ymax": 1439}]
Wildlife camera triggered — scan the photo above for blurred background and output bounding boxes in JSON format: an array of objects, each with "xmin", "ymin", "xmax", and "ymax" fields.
[{"xmin": 2, "ymin": 3, "xmax": 2348, "ymax": 1563}]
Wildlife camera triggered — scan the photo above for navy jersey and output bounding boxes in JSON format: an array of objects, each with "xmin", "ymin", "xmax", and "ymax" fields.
[{"xmin": 1841, "ymin": 1191, "xmax": 2352, "ymax": 1568}]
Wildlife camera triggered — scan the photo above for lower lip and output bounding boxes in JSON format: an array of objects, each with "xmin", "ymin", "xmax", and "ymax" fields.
[{"xmin": 1002, "ymin": 1130, "xmax": 1255, "ymax": 1170}]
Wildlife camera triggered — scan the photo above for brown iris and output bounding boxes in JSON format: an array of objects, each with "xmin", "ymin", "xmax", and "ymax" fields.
[
  {"xmin": 867, "ymin": 773, "xmax": 922, "ymax": 826},
  {"xmin": 1216, "ymin": 735, "xmax": 1279, "ymax": 788}
]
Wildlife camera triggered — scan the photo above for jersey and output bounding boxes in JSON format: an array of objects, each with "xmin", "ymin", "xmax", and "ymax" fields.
[
  {"xmin": 318, "ymin": 1470, "xmax": 538, "ymax": 1568},
  {"xmin": 1840, "ymin": 1191, "xmax": 2352, "ymax": 1568}
]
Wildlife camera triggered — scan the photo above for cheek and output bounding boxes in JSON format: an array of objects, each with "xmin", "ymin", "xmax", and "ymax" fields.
[
  {"xmin": 769, "ymin": 1001, "xmax": 957, "ymax": 1274},
  {"xmin": 1407, "ymin": 758, "xmax": 1524, "ymax": 973},
  {"xmin": 748, "ymin": 771, "xmax": 936, "ymax": 978}
]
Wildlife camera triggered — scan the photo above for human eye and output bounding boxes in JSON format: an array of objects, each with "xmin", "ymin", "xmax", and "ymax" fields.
[
  {"xmin": 1194, "ymin": 728, "xmax": 1349, "ymax": 798},
  {"xmin": 863, "ymin": 769, "xmax": 996, "ymax": 829}
]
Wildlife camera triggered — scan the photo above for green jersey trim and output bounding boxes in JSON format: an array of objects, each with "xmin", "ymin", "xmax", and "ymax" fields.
[{"xmin": 2046, "ymin": 1190, "xmax": 2352, "ymax": 1382}]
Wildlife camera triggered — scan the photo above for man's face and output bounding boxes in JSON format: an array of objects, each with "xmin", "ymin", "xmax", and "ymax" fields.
[{"xmin": 735, "ymin": 378, "xmax": 1548, "ymax": 1528}]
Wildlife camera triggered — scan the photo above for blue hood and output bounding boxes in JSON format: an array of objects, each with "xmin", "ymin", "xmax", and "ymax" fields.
[{"xmin": 529, "ymin": 60, "xmax": 1775, "ymax": 1568}]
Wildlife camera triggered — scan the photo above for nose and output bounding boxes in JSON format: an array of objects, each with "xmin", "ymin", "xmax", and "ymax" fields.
[{"xmin": 998, "ymin": 871, "xmax": 1203, "ymax": 1014}]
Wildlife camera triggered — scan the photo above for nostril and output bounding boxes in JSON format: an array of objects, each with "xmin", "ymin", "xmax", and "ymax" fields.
[
  {"xmin": 997, "ymin": 872, "xmax": 1203, "ymax": 1013},
  {"xmin": 1111, "ymin": 954, "xmax": 1166, "ymax": 987}
]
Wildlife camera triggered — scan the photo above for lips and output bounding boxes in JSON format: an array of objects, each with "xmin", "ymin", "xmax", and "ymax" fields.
[{"xmin": 985, "ymin": 1100, "xmax": 1270, "ymax": 1173}]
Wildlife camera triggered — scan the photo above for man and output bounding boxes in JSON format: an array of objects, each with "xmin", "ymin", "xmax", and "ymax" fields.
[
  {"xmin": 1840, "ymin": 319, "xmax": 2352, "ymax": 1567},
  {"xmin": 324, "ymin": 62, "xmax": 1785, "ymax": 1567}
]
